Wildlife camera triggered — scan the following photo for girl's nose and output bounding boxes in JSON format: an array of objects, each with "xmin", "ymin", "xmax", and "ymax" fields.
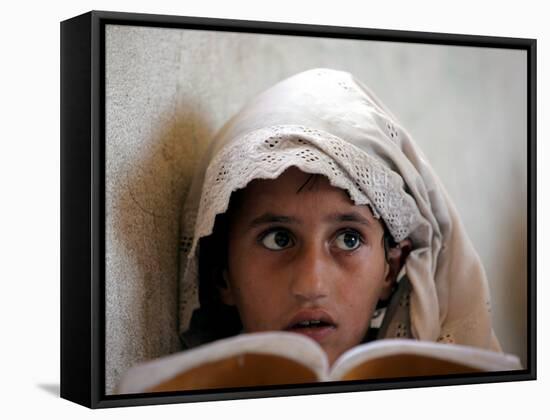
[{"xmin": 290, "ymin": 243, "xmax": 330, "ymax": 302}]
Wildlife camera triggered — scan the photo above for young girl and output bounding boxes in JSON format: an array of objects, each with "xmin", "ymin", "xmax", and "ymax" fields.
[{"xmin": 178, "ymin": 68, "xmax": 502, "ymax": 365}]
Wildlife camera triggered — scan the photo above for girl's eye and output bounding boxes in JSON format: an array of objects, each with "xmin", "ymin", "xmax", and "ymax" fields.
[
  {"xmin": 260, "ymin": 230, "xmax": 294, "ymax": 250},
  {"xmin": 334, "ymin": 231, "xmax": 362, "ymax": 251}
]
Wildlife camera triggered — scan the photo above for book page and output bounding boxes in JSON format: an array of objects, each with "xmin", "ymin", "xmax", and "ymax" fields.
[
  {"xmin": 118, "ymin": 332, "xmax": 329, "ymax": 393},
  {"xmin": 336, "ymin": 354, "xmax": 483, "ymax": 381},
  {"xmin": 147, "ymin": 353, "xmax": 320, "ymax": 392},
  {"xmin": 329, "ymin": 339, "xmax": 522, "ymax": 381}
]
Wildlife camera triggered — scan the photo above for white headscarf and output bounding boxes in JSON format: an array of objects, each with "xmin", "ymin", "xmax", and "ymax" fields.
[{"xmin": 178, "ymin": 68, "xmax": 501, "ymax": 352}]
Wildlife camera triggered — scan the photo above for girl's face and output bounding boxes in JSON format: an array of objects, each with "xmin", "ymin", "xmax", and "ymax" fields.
[{"xmin": 220, "ymin": 167, "xmax": 395, "ymax": 365}]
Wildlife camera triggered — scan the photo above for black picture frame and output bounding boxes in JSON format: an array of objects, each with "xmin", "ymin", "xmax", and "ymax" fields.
[{"xmin": 60, "ymin": 10, "xmax": 537, "ymax": 409}]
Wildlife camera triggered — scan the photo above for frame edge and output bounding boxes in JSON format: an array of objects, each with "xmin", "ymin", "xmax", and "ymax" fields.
[{"xmin": 60, "ymin": 11, "xmax": 94, "ymax": 409}]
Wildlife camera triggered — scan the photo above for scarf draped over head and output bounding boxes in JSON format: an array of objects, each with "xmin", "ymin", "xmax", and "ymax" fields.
[{"xmin": 178, "ymin": 68, "xmax": 501, "ymax": 352}]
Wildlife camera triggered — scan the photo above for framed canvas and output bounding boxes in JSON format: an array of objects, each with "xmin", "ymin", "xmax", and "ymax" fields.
[{"xmin": 60, "ymin": 10, "xmax": 536, "ymax": 409}]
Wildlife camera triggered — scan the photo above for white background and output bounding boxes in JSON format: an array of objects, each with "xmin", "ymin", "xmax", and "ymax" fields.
[{"xmin": 0, "ymin": 0, "xmax": 546, "ymax": 418}]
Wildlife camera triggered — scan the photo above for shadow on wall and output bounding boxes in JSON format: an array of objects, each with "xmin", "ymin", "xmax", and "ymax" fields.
[{"xmin": 106, "ymin": 104, "xmax": 214, "ymax": 394}]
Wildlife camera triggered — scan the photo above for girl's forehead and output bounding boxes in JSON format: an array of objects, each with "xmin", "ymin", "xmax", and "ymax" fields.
[
  {"xmin": 241, "ymin": 167, "xmax": 349, "ymax": 202},
  {"xmin": 231, "ymin": 167, "xmax": 379, "ymax": 223}
]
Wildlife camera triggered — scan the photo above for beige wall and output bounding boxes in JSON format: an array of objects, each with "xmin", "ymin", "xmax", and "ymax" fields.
[{"xmin": 105, "ymin": 25, "xmax": 527, "ymax": 394}]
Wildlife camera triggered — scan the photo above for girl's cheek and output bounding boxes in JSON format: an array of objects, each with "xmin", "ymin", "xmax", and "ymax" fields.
[{"xmin": 334, "ymin": 247, "xmax": 373, "ymax": 269}]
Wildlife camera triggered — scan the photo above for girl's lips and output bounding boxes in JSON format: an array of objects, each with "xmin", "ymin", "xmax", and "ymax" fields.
[
  {"xmin": 284, "ymin": 309, "xmax": 337, "ymax": 342},
  {"xmin": 286, "ymin": 325, "xmax": 336, "ymax": 342}
]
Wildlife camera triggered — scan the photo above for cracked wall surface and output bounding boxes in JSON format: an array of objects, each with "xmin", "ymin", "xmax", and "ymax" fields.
[{"xmin": 105, "ymin": 24, "xmax": 528, "ymax": 394}]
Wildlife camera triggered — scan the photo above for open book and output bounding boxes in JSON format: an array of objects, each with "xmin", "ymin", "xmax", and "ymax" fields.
[{"xmin": 117, "ymin": 331, "xmax": 522, "ymax": 394}]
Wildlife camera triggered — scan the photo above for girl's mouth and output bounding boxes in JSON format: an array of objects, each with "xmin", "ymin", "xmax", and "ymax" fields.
[
  {"xmin": 285, "ymin": 312, "xmax": 337, "ymax": 342},
  {"xmin": 286, "ymin": 321, "xmax": 336, "ymax": 342}
]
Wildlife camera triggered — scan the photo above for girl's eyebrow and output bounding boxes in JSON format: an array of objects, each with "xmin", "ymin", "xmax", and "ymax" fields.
[
  {"xmin": 248, "ymin": 211, "xmax": 371, "ymax": 228},
  {"xmin": 325, "ymin": 212, "xmax": 371, "ymax": 227},
  {"xmin": 248, "ymin": 212, "xmax": 300, "ymax": 227}
]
